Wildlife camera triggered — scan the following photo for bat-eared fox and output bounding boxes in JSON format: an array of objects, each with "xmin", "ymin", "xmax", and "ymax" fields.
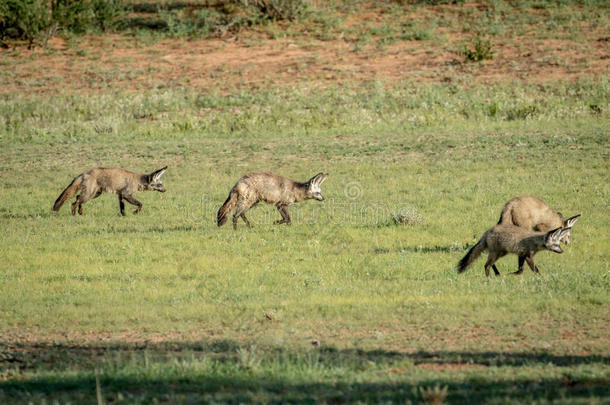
[
  {"xmin": 458, "ymin": 215, "xmax": 580, "ymax": 277},
  {"xmin": 217, "ymin": 172, "xmax": 328, "ymax": 230},
  {"xmin": 53, "ymin": 166, "xmax": 167, "ymax": 216}
]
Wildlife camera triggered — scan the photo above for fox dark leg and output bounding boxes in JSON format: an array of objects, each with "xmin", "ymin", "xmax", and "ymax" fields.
[
  {"xmin": 123, "ymin": 195, "xmax": 143, "ymax": 214},
  {"xmin": 491, "ymin": 264, "xmax": 501, "ymax": 276},
  {"xmin": 273, "ymin": 205, "xmax": 285, "ymax": 224},
  {"xmin": 232, "ymin": 212, "xmax": 251, "ymax": 230},
  {"xmin": 71, "ymin": 196, "xmax": 80, "ymax": 216},
  {"xmin": 513, "ymin": 256, "xmax": 525, "ymax": 275},
  {"xmin": 240, "ymin": 214, "xmax": 252, "ymax": 228},
  {"xmin": 73, "ymin": 187, "xmax": 100, "ymax": 216},
  {"xmin": 274, "ymin": 206, "xmax": 291, "ymax": 225},
  {"xmin": 118, "ymin": 194, "xmax": 126, "ymax": 216},
  {"xmin": 73, "ymin": 194, "xmax": 86, "ymax": 215},
  {"xmin": 484, "ymin": 255, "xmax": 498, "ymax": 277},
  {"xmin": 232, "ymin": 211, "xmax": 241, "ymax": 230},
  {"xmin": 525, "ymin": 256, "xmax": 540, "ymax": 274},
  {"xmin": 233, "ymin": 201, "xmax": 252, "ymax": 230},
  {"xmin": 281, "ymin": 207, "xmax": 291, "ymax": 225}
]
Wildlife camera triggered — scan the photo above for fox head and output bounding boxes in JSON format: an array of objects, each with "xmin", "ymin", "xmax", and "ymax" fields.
[
  {"xmin": 146, "ymin": 166, "xmax": 168, "ymax": 192},
  {"xmin": 545, "ymin": 228, "xmax": 569, "ymax": 253},
  {"xmin": 559, "ymin": 214, "xmax": 581, "ymax": 245},
  {"xmin": 307, "ymin": 173, "xmax": 329, "ymax": 201},
  {"xmin": 545, "ymin": 225, "xmax": 574, "ymax": 254}
]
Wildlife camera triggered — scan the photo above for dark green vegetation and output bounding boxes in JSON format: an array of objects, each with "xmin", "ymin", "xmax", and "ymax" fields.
[
  {"xmin": 2, "ymin": 0, "xmax": 609, "ymax": 51},
  {"xmin": 0, "ymin": 0, "xmax": 308, "ymax": 47}
]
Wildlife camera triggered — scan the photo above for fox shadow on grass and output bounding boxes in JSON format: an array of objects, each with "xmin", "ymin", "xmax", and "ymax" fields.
[
  {"xmin": 371, "ymin": 244, "xmax": 469, "ymax": 256},
  {"xmin": 110, "ymin": 224, "xmax": 199, "ymax": 233},
  {"xmin": 1, "ymin": 341, "xmax": 608, "ymax": 403}
]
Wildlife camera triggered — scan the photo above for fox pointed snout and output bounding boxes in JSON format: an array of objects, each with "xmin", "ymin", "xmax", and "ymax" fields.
[
  {"xmin": 551, "ymin": 246, "xmax": 563, "ymax": 254},
  {"xmin": 313, "ymin": 193, "xmax": 324, "ymax": 201}
]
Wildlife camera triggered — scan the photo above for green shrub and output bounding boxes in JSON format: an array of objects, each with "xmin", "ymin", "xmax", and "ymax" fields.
[
  {"xmin": 243, "ymin": 0, "xmax": 309, "ymax": 21},
  {"xmin": 463, "ymin": 36, "xmax": 494, "ymax": 62},
  {"xmin": 0, "ymin": 0, "xmax": 55, "ymax": 47},
  {"xmin": 161, "ymin": 7, "xmax": 255, "ymax": 38},
  {"xmin": 92, "ymin": 0, "xmax": 126, "ymax": 31},
  {"xmin": 0, "ymin": 0, "xmax": 125, "ymax": 47}
]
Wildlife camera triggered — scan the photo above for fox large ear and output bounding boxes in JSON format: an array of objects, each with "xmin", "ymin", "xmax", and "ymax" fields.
[
  {"xmin": 310, "ymin": 172, "xmax": 328, "ymax": 186},
  {"xmin": 547, "ymin": 227, "xmax": 563, "ymax": 241},
  {"xmin": 564, "ymin": 214, "xmax": 581, "ymax": 228},
  {"xmin": 151, "ymin": 166, "xmax": 168, "ymax": 181}
]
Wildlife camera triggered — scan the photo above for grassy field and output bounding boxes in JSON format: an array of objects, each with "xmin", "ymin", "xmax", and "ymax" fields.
[
  {"xmin": 1, "ymin": 81, "xmax": 608, "ymax": 403},
  {"xmin": 1, "ymin": 1, "xmax": 609, "ymax": 404}
]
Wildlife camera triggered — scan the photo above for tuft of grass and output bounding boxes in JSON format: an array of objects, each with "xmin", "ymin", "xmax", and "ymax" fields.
[
  {"xmin": 462, "ymin": 36, "xmax": 494, "ymax": 62},
  {"xmin": 392, "ymin": 207, "xmax": 424, "ymax": 226},
  {"xmin": 1, "ymin": 79, "xmax": 607, "ymax": 144},
  {"xmin": 419, "ymin": 383, "xmax": 449, "ymax": 405}
]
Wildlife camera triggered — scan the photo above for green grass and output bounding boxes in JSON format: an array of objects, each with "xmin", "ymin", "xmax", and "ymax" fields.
[{"xmin": 0, "ymin": 81, "xmax": 609, "ymax": 403}]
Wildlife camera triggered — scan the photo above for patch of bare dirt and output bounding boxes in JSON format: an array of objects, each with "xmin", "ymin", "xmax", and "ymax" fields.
[{"xmin": 1, "ymin": 21, "xmax": 607, "ymax": 96}]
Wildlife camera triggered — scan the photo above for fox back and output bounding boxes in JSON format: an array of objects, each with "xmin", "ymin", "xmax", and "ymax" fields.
[
  {"xmin": 234, "ymin": 172, "xmax": 326, "ymax": 205},
  {"xmin": 498, "ymin": 195, "xmax": 579, "ymax": 244},
  {"xmin": 89, "ymin": 168, "xmax": 145, "ymax": 193},
  {"xmin": 79, "ymin": 167, "xmax": 167, "ymax": 195},
  {"xmin": 498, "ymin": 195, "xmax": 563, "ymax": 229}
]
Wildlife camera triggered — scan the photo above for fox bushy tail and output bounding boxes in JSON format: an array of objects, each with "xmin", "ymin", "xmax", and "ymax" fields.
[
  {"xmin": 217, "ymin": 189, "xmax": 238, "ymax": 226},
  {"xmin": 457, "ymin": 234, "xmax": 487, "ymax": 273},
  {"xmin": 497, "ymin": 212, "xmax": 505, "ymax": 225},
  {"xmin": 497, "ymin": 205, "xmax": 511, "ymax": 225},
  {"xmin": 53, "ymin": 174, "xmax": 83, "ymax": 211}
]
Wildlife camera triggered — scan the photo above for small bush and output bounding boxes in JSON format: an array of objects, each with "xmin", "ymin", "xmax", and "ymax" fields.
[
  {"xmin": 463, "ymin": 36, "xmax": 494, "ymax": 62},
  {"xmin": 244, "ymin": 0, "xmax": 309, "ymax": 21},
  {"xmin": 92, "ymin": 0, "xmax": 126, "ymax": 31}
]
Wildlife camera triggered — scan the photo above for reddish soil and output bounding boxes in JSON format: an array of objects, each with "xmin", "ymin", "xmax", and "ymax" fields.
[{"xmin": 1, "ymin": 23, "xmax": 607, "ymax": 96}]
